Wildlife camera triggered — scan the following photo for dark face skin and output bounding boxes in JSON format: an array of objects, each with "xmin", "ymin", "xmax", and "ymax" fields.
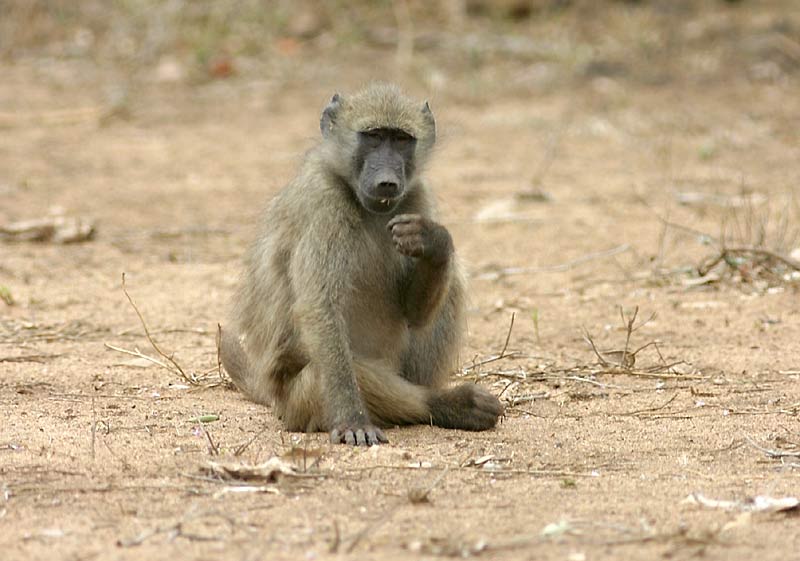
[{"xmin": 353, "ymin": 128, "xmax": 417, "ymax": 214}]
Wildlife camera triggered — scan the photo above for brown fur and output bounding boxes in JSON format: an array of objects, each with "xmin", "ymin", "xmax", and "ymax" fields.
[{"xmin": 221, "ymin": 83, "xmax": 502, "ymax": 445}]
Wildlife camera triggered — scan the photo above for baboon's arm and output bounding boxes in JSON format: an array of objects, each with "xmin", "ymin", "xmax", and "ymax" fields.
[
  {"xmin": 295, "ymin": 298, "xmax": 365, "ymax": 415},
  {"xmin": 291, "ymin": 227, "xmax": 385, "ymax": 445},
  {"xmin": 388, "ymin": 214, "xmax": 454, "ymax": 328}
]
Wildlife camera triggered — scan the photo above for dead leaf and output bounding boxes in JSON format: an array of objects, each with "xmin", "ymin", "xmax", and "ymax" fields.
[
  {"xmin": 515, "ymin": 187, "xmax": 553, "ymax": 202},
  {"xmin": 541, "ymin": 519, "xmax": 575, "ymax": 538},
  {"xmin": 408, "ymin": 487, "xmax": 432, "ymax": 504},
  {"xmin": 683, "ymin": 492, "xmax": 800, "ymax": 513},
  {"xmin": 675, "ymin": 191, "xmax": 767, "ymax": 208},
  {"xmin": 600, "ymin": 350, "xmax": 636, "ymax": 369},
  {"xmin": 473, "ymin": 198, "xmax": 518, "ymax": 222},
  {"xmin": 213, "ymin": 485, "xmax": 281, "ymax": 498},
  {"xmin": 282, "ymin": 446, "xmax": 324, "ymax": 462},
  {"xmin": 0, "ymin": 216, "xmax": 95, "ymax": 243},
  {"xmin": 407, "ymin": 536, "xmax": 488, "ymax": 557},
  {"xmin": 204, "ymin": 457, "xmax": 297, "ymax": 483},
  {"xmin": 679, "ymin": 301, "xmax": 727, "ymax": 310},
  {"xmin": 207, "ymin": 55, "xmax": 235, "ymax": 79},
  {"xmin": 682, "ymin": 273, "xmax": 721, "ymax": 287},
  {"xmin": 721, "ymin": 512, "xmax": 752, "ymax": 533},
  {"xmin": 275, "ymin": 37, "xmax": 301, "ymax": 56},
  {"xmin": 471, "ymin": 454, "xmax": 495, "ymax": 466}
]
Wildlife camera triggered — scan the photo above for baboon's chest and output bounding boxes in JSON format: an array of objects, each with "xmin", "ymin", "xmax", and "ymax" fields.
[{"xmin": 343, "ymin": 231, "xmax": 410, "ymax": 360}]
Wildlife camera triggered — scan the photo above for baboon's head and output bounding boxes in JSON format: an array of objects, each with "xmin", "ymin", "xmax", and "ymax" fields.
[{"xmin": 319, "ymin": 83, "xmax": 436, "ymax": 215}]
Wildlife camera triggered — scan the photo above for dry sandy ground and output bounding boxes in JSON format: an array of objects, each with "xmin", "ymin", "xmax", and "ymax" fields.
[{"xmin": 2, "ymin": 18, "xmax": 800, "ymax": 561}]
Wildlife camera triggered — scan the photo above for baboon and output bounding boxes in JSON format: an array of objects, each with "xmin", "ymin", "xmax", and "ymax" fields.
[{"xmin": 220, "ymin": 83, "xmax": 502, "ymax": 446}]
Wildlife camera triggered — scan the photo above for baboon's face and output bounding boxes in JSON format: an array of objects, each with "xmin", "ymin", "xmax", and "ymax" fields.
[{"xmin": 353, "ymin": 128, "xmax": 417, "ymax": 215}]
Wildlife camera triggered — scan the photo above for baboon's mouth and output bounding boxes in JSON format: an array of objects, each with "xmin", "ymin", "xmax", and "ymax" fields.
[
  {"xmin": 376, "ymin": 197, "xmax": 399, "ymax": 208},
  {"xmin": 367, "ymin": 195, "xmax": 399, "ymax": 204},
  {"xmin": 363, "ymin": 194, "xmax": 402, "ymax": 214}
]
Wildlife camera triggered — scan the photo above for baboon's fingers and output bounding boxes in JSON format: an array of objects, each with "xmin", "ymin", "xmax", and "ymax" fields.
[
  {"xmin": 365, "ymin": 427, "xmax": 388, "ymax": 445},
  {"xmin": 394, "ymin": 241, "xmax": 424, "ymax": 258},
  {"xmin": 390, "ymin": 222, "xmax": 424, "ymax": 236},
  {"xmin": 355, "ymin": 429, "xmax": 367, "ymax": 446},
  {"xmin": 372, "ymin": 428, "xmax": 389, "ymax": 444},
  {"xmin": 391, "ymin": 231, "xmax": 425, "ymax": 257},
  {"xmin": 393, "ymin": 234, "xmax": 424, "ymax": 248},
  {"xmin": 387, "ymin": 213, "xmax": 422, "ymax": 230},
  {"xmin": 330, "ymin": 428, "xmax": 358, "ymax": 445},
  {"xmin": 330, "ymin": 425, "xmax": 388, "ymax": 446}
]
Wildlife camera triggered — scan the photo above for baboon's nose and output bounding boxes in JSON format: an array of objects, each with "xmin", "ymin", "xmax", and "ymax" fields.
[{"xmin": 375, "ymin": 181, "xmax": 400, "ymax": 199}]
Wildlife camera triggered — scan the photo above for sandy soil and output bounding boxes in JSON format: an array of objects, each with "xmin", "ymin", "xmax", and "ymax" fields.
[{"xmin": 2, "ymin": 6, "xmax": 800, "ymax": 560}]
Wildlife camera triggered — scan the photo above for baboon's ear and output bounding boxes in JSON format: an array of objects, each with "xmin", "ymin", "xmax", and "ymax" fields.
[
  {"xmin": 320, "ymin": 93, "xmax": 342, "ymax": 137},
  {"xmin": 421, "ymin": 101, "xmax": 436, "ymax": 140}
]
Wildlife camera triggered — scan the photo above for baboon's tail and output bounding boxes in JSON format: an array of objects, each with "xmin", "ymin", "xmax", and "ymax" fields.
[
  {"xmin": 219, "ymin": 325, "xmax": 254, "ymax": 396},
  {"xmin": 353, "ymin": 359, "xmax": 432, "ymax": 427}
]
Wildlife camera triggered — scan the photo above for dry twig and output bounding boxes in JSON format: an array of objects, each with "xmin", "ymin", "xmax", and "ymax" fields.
[
  {"xmin": 233, "ymin": 425, "xmax": 271, "ymax": 457},
  {"xmin": 120, "ymin": 273, "xmax": 194, "ymax": 384},
  {"xmin": 463, "ymin": 313, "xmax": 517, "ymax": 373},
  {"xmin": 0, "ymin": 354, "xmax": 59, "ymax": 363},
  {"xmin": 699, "ymin": 246, "xmax": 800, "ymax": 276},
  {"xmin": 103, "ymin": 343, "xmax": 170, "ymax": 370},
  {"xmin": 745, "ymin": 436, "xmax": 800, "ymax": 459},
  {"xmin": 583, "ymin": 306, "xmax": 671, "ymax": 375}
]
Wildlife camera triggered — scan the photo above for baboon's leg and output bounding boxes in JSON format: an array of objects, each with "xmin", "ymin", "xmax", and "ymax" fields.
[
  {"xmin": 278, "ymin": 359, "xmax": 430, "ymax": 432},
  {"xmin": 427, "ymin": 383, "xmax": 504, "ymax": 431},
  {"xmin": 401, "ymin": 286, "xmax": 503, "ymax": 431},
  {"xmin": 400, "ymin": 281, "xmax": 463, "ymax": 388},
  {"xmin": 280, "ymin": 358, "xmax": 501, "ymax": 433}
]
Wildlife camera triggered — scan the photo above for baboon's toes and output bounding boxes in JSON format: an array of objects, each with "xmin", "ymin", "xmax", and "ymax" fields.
[{"xmin": 330, "ymin": 424, "xmax": 388, "ymax": 446}]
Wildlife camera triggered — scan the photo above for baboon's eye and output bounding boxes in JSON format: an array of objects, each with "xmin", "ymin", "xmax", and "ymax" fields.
[
  {"xmin": 360, "ymin": 130, "xmax": 383, "ymax": 146},
  {"xmin": 393, "ymin": 131, "xmax": 415, "ymax": 147}
]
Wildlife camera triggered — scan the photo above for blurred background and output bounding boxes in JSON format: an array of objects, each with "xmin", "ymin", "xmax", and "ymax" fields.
[
  {"xmin": 2, "ymin": 0, "xmax": 798, "ymax": 271},
  {"xmin": 1, "ymin": 0, "xmax": 798, "ymax": 263},
  {"xmin": 2, "ymin": 0, "xmax": 798, "ymax": 107}
]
